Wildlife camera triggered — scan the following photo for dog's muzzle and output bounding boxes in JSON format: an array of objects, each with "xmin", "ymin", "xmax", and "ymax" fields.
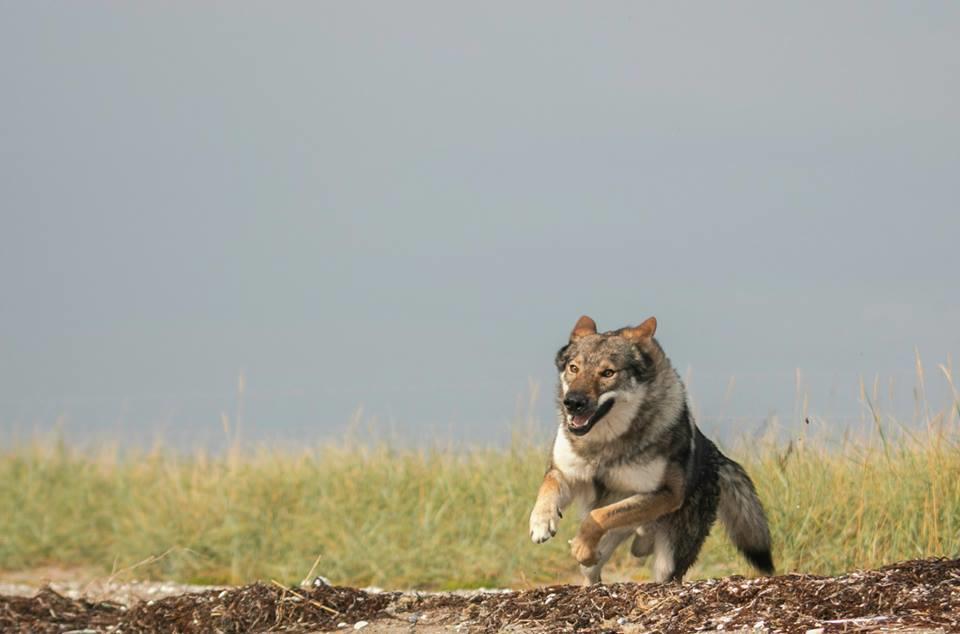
[{"xmin": 564, "ymin": 393, "xmax": 615, "ymax": 436}]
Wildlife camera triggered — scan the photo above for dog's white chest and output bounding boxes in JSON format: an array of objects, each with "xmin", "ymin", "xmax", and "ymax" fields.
[
  {"xmin": 552, "ymin": 431, "xmax": 595, "ymax": 481},
  {"xmin": 552, "ymin": 430, "xmax": 667, "ymax": 495},
  {"xmin": 601, "ymin": 457, "xmax": 667, "ymax": 494}
]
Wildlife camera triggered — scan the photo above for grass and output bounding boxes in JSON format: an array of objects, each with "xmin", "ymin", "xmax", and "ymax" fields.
[{"xmin": 1, "ymin": 368, "xmax": 958, "ymax": 590}]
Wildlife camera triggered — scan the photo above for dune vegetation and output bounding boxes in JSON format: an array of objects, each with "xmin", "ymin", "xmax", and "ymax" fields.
[{"xmin": 1, "ymin": 365, "xmax": 958, "ymax": 590}]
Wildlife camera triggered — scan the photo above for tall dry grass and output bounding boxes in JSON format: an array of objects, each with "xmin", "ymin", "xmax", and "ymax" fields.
[{"xmin": 1, "ymin": 362, "xmax": 957, "ymax": 589}]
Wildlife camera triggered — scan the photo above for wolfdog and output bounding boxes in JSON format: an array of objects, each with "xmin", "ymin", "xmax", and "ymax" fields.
[{"xmin": 529, "ymin": 315, "xmax": 774, "ymax": 584}]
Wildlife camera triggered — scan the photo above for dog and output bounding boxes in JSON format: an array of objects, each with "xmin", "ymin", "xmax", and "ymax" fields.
[{"xmin": 528, "ymin": 315, "xmax": 774, "ymax": 584}]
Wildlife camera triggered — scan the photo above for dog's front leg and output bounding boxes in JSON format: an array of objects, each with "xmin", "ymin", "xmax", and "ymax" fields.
[
  {"xmin": 529, "ymin": 468, "xmax": 571, "ymax": 544},
  {"xmin": 570, "ymin": 468, "xmax": 685, "ymax": 566}
]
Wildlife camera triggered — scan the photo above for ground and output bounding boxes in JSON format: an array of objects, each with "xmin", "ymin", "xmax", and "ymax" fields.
[{"xmin": 1, "ymin": 558, "xmax": 957, "ymax": 633}]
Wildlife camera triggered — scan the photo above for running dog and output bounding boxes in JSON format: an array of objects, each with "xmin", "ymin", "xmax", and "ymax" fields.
[{"xmin": 529, "ymin": 315, "xmax": 774, "ymax": 584}]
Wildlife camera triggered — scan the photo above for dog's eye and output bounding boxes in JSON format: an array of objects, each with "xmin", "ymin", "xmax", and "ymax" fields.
[
  {"xmin": 568, "ymin": 364, "xmax": 579, "ymax": 374},
  {"xmin": 600, "ymin": 369, "xmax": 616, "ymax": 378}
]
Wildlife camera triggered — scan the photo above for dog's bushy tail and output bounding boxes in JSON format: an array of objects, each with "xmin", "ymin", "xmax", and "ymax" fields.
[{"xmin": 717, "ymin": 456, "xmax": 775, "ymax": 574}]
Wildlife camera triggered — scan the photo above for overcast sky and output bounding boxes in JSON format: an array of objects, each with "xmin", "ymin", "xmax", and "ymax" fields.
[{"xmin": 2, "ymin": 2, "xmax": 958, "ymax": 448}]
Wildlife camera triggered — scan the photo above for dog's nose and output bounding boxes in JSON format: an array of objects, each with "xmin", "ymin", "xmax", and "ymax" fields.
[{"xmin": 563, "ymin": 392, "xmax": 590, "ymax": 415}]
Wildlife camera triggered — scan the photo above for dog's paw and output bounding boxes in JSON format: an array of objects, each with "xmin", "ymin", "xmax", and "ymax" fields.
[
  {"xmin": 529, "ymin": 504, "xmax": 560, "ymax": 543},
  {"xmin": 569, "ymin": 533, "xmax": 599, "ymax": 566}
]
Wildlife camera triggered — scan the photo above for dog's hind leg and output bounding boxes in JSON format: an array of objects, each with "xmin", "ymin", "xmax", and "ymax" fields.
[
  {"xmin": 579, "ymin": 527, "xmax": 633, "ymax": 585},
  {"xmin": 630, "ymin": 525, "xmax": 654, "ymax": 560},
  {"xmin": 651, "ymin": 530, "xmax": 677, "ymax": 582}
]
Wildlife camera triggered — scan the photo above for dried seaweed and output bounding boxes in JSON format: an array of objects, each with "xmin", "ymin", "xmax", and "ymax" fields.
[
  {"xmin": 118, "ymin": 581, "xmax": 397, "ymax": 633},
  {"xmin": 0, "ymin": 587, "xmax": 124, "ymax": 633},
  {"xmin": 1, "ymin": 557, "xmax": 958, "ymax": 633}
]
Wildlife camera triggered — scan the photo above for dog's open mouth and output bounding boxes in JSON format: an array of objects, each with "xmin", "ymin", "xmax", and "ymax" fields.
[{"xmin": 567, "ymin": 398, "xmax": 615, "ymax": 436}]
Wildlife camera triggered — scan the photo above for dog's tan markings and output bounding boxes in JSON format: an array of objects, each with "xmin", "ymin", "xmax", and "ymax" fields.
[
  {"xmin": 537, "ymin": 469, "xmax": 563, "ymax": 498},
  {"xmin": 567, "ymin": 373, "xmax": 599, "ymax": 399},
  {"xmin": 569, "ymin": 463, "xmax": 685, "ymax": 566},
  {"xmin": 529, "ymin": 469, "xmax": 570, "ymax": 544},
  {"xmin": 565, "ymin": 355, "xmax": 585, "ymax": 373},
  {"xmin": 570, "ymin": 315, "xmax": 598, "ymax": 341},
  {"xmin": 621, "ymin": 316, "xmax": 657, "ymax": 342}
]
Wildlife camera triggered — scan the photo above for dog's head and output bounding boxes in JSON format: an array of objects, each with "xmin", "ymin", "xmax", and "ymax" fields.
[{"xmin": 554, "ymin": 315, "xmax": 660, "ymax": 437}]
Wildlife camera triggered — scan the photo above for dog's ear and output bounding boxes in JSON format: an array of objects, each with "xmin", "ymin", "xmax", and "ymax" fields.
[
  {"xmin": 622, "ymin": 316, "xmax": 657, "ymax": 342},
  {"xmin": 570, "ymin": 315, "xmax": 597, "ymax": 341}
]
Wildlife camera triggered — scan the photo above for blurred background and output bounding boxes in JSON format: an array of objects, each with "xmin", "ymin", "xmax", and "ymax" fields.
[{"xmin": 2, "ymin": 2, "xmax": 958, "ymax": 450}]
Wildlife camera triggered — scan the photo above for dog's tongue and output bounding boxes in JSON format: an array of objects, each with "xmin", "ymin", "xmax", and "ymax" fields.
[{"xmin": 570, "ymin": 413, "xmax": 591, "ymax": 429}]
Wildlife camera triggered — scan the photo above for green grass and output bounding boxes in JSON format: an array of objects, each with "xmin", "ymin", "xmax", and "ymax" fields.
[{"xmin": 2, "ymin": 373, "xmax": 959, "ymax": 589}]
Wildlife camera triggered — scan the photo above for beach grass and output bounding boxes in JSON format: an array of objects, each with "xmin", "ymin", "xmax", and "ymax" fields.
[{"xmin": 1, "ymin": 368, "xmax": 958, "ymax": 589}]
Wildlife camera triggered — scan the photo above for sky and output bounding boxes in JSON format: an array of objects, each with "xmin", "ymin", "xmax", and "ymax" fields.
[{"xmin": 1, "ymin": 2, "xmax": 958, "ymax": 449}]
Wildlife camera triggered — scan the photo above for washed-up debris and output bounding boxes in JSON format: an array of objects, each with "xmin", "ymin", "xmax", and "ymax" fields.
[
  {"xmin": 0, "ymin": 587, "xmax": 125, "ymax": 634},
  {"xmin": 1, "ymin": 557, "xmax": 958, "ymax": 632}
]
